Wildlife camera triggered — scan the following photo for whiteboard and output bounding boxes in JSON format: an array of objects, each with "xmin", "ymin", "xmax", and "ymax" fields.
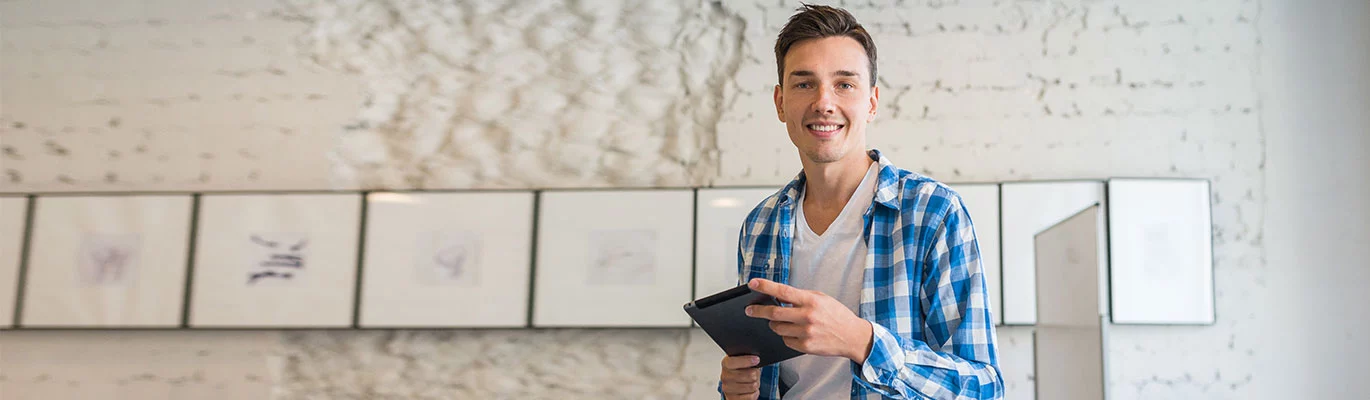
[
  {"xmin": 21, "ymin": 195, "xmax": 193, "ymax": 327},
  {"xmin": 1001, "ymin": 181, "xmax": 1105, "ymax": 325},
  {"xmin": 1033, "ymin": 205, "xmax": 1107, "ymax": 400},
  {"xmin": 948, "ymin": 183, "xmax": 1001, "ymax": 326},
  {"xmin": 0, "ymin": 196, "xmax": 26, "ymax": 328},
  {"xmin": 532, "ymin": 190, "xmax": 694, "ymax": 327},
  {"xmin": 189, "ymin": 193, "xmax": 361, "ymax": 328},
  {"xmin": 1107, "ymin": 179, "xmax": 1215, "ymax": 324},
  {"xmin": 358, "ymin": 191, "xmax": 534, "ymax": 328},
  {"xmin": 693, "ymin": 187, "xmax": 775, "ymax": 301}
]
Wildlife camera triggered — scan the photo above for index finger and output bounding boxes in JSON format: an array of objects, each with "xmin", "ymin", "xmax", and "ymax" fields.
[{"xmin": 748, "ymin": 278, "xmax": 808, "ymax": 305}]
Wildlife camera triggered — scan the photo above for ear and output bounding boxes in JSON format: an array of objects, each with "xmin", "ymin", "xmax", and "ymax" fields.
[
  {"xmin": 868, "ymin": 85, "xmax": 879, "ymax": 122},
  {"xmin": 773, "ymin": 84, "xmax": 785, "ymax": 122}
]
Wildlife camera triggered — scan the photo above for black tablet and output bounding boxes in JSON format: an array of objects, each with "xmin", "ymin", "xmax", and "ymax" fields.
[{"xmin": 683, "ymin": 284, "xmax": 804, "ymax": 367}]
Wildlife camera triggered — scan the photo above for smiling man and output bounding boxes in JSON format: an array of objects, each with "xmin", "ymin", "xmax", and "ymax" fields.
[{"xmin": 718, "ymin": 4, "xmax": 1003, "ymax": 400}]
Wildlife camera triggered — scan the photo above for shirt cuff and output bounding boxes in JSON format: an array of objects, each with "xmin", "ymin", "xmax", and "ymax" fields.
[{"xmin": 856, "ymin": 321, "xmax": 906, "ymax": 387}]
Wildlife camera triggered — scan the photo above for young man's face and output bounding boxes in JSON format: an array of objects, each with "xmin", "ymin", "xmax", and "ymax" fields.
[{"xmin": 774, "ymin": 36, "xmax": 879, "ymax": 165}]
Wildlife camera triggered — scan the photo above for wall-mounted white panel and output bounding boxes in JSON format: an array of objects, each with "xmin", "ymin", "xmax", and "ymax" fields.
[
  {"xmin": 533, "ymin": 190, "xmax": 694, "ymax": 327},
  {"xmin": 1107, "ymin": 179, "xmax": 1215, "ymax": 325},
  {"xmin": 1001, "ymin": 181, "xmax": 1105, "ymax": 325},
  {"xmin": 22, "ymin": 195, "xmax": 192, "ymax": 327},
  {"xmin": 693, "ymin": 187, "xmax": 775, "ymax": 301}
]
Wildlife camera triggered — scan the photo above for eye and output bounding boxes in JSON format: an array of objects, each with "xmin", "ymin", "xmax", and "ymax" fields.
[
  {"xmin": 795, "ymin": 82, "xmax": 812, "ymax": 89},
  {"xmin": 838, "ymin": 82, "xmax": 855, "ymax": 90}
]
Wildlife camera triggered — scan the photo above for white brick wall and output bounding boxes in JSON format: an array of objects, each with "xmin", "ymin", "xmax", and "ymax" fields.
[
  {"xmin": 0, "ymin": 0, "xmax": 362, "ymax": 191},
  {"xmin": 0, "ymin": 0, "xmax": 1273, "ymax": 399}
]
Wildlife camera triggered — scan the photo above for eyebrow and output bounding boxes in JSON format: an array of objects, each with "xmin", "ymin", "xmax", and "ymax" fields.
[{"xmin": 788, "ymin": 70, "xmax": 862, "ymax": 79}]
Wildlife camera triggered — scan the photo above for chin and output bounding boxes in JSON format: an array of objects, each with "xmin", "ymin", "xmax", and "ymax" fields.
[{"xmin": 804, "ymin": 148, "xmax": 848, "ymax": 164}]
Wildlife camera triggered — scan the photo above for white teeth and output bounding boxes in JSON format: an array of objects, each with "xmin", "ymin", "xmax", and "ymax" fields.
[{"xmin": 808, "ymin": 124, "xmax": 840, "ymax": 132}]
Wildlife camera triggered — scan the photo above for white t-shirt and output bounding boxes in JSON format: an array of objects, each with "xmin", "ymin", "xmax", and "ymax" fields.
[{"xmin": 778, "ymin": 161, "xmax": 879, "ymax": 398}]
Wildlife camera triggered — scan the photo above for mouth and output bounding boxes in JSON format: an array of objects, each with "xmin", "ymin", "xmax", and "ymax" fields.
[{"xmin": 806, "ymin": 123, "xmax": 845, "ymax": 139}]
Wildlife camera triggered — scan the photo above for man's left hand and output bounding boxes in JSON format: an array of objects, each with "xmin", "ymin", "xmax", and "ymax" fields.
[{"xmin": 744, "ymin": 278, "xmax": 874, "ymax": 364}]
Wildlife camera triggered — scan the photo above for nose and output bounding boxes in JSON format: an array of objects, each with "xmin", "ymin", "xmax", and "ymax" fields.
[{"xmin": 813, "ymin": 86, "xmax": 836, "ymax": 115}]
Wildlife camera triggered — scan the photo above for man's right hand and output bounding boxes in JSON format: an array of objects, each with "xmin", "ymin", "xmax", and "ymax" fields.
[{"xmin": 720, "ymin": 355, "xmax": 762, "ymax": 399}]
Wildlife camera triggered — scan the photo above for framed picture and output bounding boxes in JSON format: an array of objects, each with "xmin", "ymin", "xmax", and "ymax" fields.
[
  {"xmin": 1000, "ymin": 181, "xmax": 1106, "ymax": 325},
  {"xmin": 693, "ymin": 187, "xmax": 775, "ymax": 301},
  {"xmin": 1107, "ymin": 178, "xmax": 1215, "ymax": 325},
  {"xmin": 358, "ymin": 191, "xmax": 535, "ymax": 328},
  {"xmin": 1, "ymin": 196, "xmax": 31, "ymax": 328},
  {"xmin": 1034, "ymin": 205, "xmax": 1108, "ymax": 400},
  {"xmin": 19, "ymin": 194, "xmax": 193, "ymax": 327},
  {"xmin": 188, "ymin": 193, "xmax": 361, "ymax": 328},
  {"xmin": 948, "ymin": 183, "xmax": 1002, "ymax": 326},
  {"xmin": 532, "ymin": 189, "xmax": 694, "ymax": 327}
]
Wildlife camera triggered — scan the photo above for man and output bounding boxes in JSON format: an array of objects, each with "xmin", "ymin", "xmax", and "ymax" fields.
[{"xmin": 718, "ymin": 4, "xmax": 1003, "ymax": 399}]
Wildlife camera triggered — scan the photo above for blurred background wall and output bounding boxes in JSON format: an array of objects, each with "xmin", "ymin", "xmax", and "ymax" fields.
[
  {"xmin": 1259, "ymin": 0, "xmax": 1370, "ymax": 398},
  {"xmin": 0, "ymin": 0, "xmax": 1365, "ymax": 398}
]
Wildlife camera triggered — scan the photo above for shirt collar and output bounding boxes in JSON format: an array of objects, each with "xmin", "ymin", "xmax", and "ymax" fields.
[{"xmin": 778, "ymin": 149, "xmax": 902, "ymax": 211}]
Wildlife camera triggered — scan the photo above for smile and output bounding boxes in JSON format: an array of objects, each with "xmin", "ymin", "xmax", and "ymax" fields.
[{"xmin": 806, "ymin": 123, "xmax": 844, "ymax": 138}]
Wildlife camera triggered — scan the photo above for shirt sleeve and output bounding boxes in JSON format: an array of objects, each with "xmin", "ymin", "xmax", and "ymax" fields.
[{"xmin": 851, "ymin": 196, "xmax": 1004, "ymax": 399}]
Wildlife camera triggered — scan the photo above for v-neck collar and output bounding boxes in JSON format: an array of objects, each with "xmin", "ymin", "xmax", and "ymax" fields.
[{"xmin": 796, "ymin": 160, "xmax": 880, "ymax": 240}]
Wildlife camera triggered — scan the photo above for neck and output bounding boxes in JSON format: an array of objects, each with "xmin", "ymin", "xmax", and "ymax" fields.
[{"xmin": 800, "ymin": 150, "xmax": 874, "ymax": 209}]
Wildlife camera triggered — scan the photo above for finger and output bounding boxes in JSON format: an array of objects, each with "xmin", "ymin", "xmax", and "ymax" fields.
[
  {"xmin": 750, "ymin": 304, "xmax": 794, "ymax": 323},
  {"xmin": 721, "ymin": 355, "xmax": 761, "ymax": 370},
  {"xmin": 781, "ymin": 336, "xmax": 806, "ymax": 353},
  {"xmin": 722, "ymin": 368, "xmax": 761, "ymax": 385},
  {"xmin": 748, "ymin": 278, "xmax": 809, "ymax": 305},
  {"xmin": 721, "ymin": 380, "xmax": 760, "ymax": 396},
  {"xmin": 746, "ymin": 304, "xmax": 806, "ymax": 322},
  {"xmin": 768, "ymin": 320, "xmax": 806, "ymax": 337},
  {"xmin": 722, "ymin": 387, "xmax": 759, "ymax": 400}
]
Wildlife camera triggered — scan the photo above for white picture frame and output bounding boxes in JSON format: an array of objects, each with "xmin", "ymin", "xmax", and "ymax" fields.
[
  {"xmin": 948, "ymin": 183, "xmax": 1002, "ymax": 326},
  {"xmin": 188, "ymin": 193, "xmax": 361, "ymax": 328},
  {"xmin": 1001, "ymin": 181, "xmax": 1107, "ymax": 325},
  {"xmin": 20, "ymin": 195, "xmax": 193, "ymax": 327},
  {"xmin": 1107, "ymin": 178, "xmax": 1215, "ymax": 325},
  {"xmin": 1, "ymin": 196, "xmax": 31, "ymax": 328},
  {"xmin": 532, "ymin": 189, "xmax": 695, "ymax": 327},
  {"xmin": 358, "ymin": 191, "xmax": 535, "ymax": 328},
  {"xmin": 693, "ymin": 187, "xmax": 776, "ymax": 301}
]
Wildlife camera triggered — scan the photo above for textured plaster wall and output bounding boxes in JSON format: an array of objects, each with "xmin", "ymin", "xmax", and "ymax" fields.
[
  {"xmin": 290, "ymin": 0, "xmax": 744, "ymax": 189},
  {"xmin": 0, "ymin": 0, "xmax": 1273, "ymax": 399}
]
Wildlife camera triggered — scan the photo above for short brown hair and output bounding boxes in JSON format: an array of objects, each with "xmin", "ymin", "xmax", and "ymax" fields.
[{"xmin": 774, "ymin": 4, "xmax": 877, "ymax": 87}]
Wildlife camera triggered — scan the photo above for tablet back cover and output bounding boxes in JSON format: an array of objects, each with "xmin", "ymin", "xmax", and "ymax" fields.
[{"xmin": 684, "ymin": 284, "xmax": 804, "ymax": 366}]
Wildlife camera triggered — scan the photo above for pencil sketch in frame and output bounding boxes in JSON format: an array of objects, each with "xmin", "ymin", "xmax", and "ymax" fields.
[
  {"xmin": 359, "ymin": 191, "xmax": 535, "ymax": 328},
  {"xmin": 532, "ymin": 189, "xmax": 694, "ymax": 327},
  {"xmin": 1107, "ymin": 178, "xmax": 1215, "ymax": 325},
  {"xmin": 20, "ymin": 195, "xmax": 193, "ymax": 327},
  {"xmin": 188, "ymin": 193, "xmax": 361, "ymax": 328}
]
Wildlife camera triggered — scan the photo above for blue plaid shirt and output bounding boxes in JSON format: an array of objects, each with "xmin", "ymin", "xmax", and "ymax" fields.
[{"xmin": 729, "ymin": 149, "xmax": 1002, "ymax": 399}]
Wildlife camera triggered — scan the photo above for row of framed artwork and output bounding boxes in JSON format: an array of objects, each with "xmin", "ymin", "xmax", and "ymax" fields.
[{"xmin": 0, "ymin": 178, "xmax": 1215, "ymax": 330}]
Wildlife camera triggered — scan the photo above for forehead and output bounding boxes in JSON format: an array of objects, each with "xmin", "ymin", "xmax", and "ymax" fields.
[{"xmin": 782, "ymin": 36, "xmax": 869, "ymax": 76}]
